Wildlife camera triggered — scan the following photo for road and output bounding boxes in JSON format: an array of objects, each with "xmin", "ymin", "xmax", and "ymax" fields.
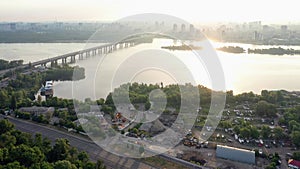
[
  {"xmin": 1, "ymin": 115, "xmax": 208, "ymax": 169},
  {"xmin": 1, "ymin": 115, "xmax": 156, "ymax": 169}
]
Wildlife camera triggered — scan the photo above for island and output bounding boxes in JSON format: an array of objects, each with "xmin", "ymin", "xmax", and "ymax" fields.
[
  {"xmin": 216, "ymin": 46, "xmax": 245, "ymax": 53},
  {"xmin": 161, "ymin": 44, "xmax": 202, "ymax": 51},
  {"xmin": 248, "ymin": 47, "xmax": 300, "ymax": 55}
]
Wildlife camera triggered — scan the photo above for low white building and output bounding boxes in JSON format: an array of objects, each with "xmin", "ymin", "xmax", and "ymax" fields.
[{"xmin": 216, "ymin": 145, "xmax": 255, "ymax": 164}]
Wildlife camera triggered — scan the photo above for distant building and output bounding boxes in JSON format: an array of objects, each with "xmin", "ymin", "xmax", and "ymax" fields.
[
  {"xmin": 288, "ymin": 159, "xmax": 300, "ymax": 169},
  {"xmin": 189, "ymin": 24, "xmax": 194, "ymax": 33},
  {"xmin": 249, "ymin": 21, "xmax": 262, "ymax": 30},
  {"xmin": 253, "ymin": 31, "xmax": 262, "ymax": 41},
  {"xmin": 263, "ymin": 25, "xmax": 270, "ymax": 31},
  {"xmin": 173, "ymin": 24, "xmax": 178, "ymax": 32},
  {"xmin": 181, "ymin": 24, "xmax": 186, "ymax": 32},
  {"xmin": 216, "ymin": 145, "xmax": 255, "ymax": 164},
  {"xmin": 281, "ymin": 25, "xmax": 288, "ymax": 32}
]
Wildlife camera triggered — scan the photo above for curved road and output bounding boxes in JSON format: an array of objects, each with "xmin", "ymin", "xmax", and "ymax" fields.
[
  {"xmin": 1, "ymin": 115, "xmax": 156, "ymax": 169},
  {"xmin": 2, "ymin": 115, "xmax": 206, "ymax": 169}
]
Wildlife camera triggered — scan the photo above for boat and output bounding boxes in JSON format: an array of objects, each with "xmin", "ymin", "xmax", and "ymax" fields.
[{"xmin": 40, "ymin": 81, "xmax": 54, "ymax": 97}]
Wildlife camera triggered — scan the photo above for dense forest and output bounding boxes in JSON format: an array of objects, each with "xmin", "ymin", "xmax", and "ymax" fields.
[
  {"xmin": 103, "ymin": 83, "xmax": 213, "ymax": 112},
  {"xmin": 0, "ymin": 120, "xmax": 106, "ymax": 169}
]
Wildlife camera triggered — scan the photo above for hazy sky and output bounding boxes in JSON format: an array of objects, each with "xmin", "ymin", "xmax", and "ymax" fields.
[{"xmin": 0, "ymin": 0, "xmax": 299, "ymax": 23}]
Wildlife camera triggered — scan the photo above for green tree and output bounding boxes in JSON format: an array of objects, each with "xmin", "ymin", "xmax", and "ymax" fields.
[
  {"xmin": 273, "ymin": 126, "xmax": 284, "ymax": 140},
  {"xmin": 0, "ymin": 148, "xmax": 10, "ymax": 162},
  {"xmin": 265, "ymin": 162, "xmax": 277, "ymax": 169},
  {"xmin": 29, "ymin": 161, "xmax": 53, "ymax": 169},
  {"xmin": 255, "ymin": 101, "xmax": 277, "ymax": 117},
  {"xmin": 13, "ymin": 130, "xmax": 32, "ymax": 146},
  {"xmin": 4, "ymin": 161, "xmax": 26, "ymax": 169},
  {"xmin": 145, "ymin": 101, "xmax": 151, "ymax": 110},
  {"xmin": 0, "ymin": 120, "xmax": 14, "ymax": 134},
  {"xmin": 293, "ymin": 152, "xmax": 300, "ymax": 161},
  {"xmin": 48, "ymin": 139, "xmax": 71, "ymax": 162},
  {"xmin": 10, "ymin": 93, "xmax": 17, "ymax": 110},
  {"xmin": 96, "ymin": 160, "xmax": 106, "ymax": 169},
  {"xmin": 53, "ymin": 160, "xmax": 77, "ymax": 169},
  {"xmin": 240, "ymin": 127, "xmax": 251, "ymax": 138},
  {"xmin": 291, "ymin": 131, "xmax": 300, "ymax": 147},
  {"xmin": 250, "ymin": 126, "xmax": 260, "ymax": 139},
  {"xmin": 83, "ymin": 162, "xmax": 95, "ymax": 169},
  {"xmin": 261, "ymin": 125, "xmax": 271, "ymax": 139},
  {"xmin": 77, "ymin": 152, "xmax": 89, "ymax": 163},
  {"xmin": 10, "ymin": 144, "xmax": 45, "ymax": 167},
  {"xmin": 289, "ymin": 120, "xmax": 300, "ymax": 132},
  {"xmin": 96, "ymin": 98, "xmax": 105, "ymax": 105},
  {"xmin": 0, "ymin": 133, "xmax": 16, "ymax": 148},
  {"xmin": 219, "ymin": 121, "xmax": 232, "ymax": 129},
  {"xmin": 0, "ymin": 90, "xmax": 9, "ymax": 108}
]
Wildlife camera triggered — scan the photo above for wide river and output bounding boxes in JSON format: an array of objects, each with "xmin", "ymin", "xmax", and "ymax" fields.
[{"xmin": 1, "ymin": 39, "xmax": 300, "ymax": 100}]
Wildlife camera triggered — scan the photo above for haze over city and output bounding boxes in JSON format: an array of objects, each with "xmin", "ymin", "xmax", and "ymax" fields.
[{"xmin": 1, "ymin": 0, "xmax": 300, "ymax": 23}]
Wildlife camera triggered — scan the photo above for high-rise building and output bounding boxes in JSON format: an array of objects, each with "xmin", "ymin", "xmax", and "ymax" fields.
[
  {"xmin": 181, "ymin": 24, "xmax": 186, "ymax": 32},
  {"xmin": 281, "ymin": 25, "xmax": 288, "ymax": 32},
  {"xmin": 173, "ymin": 24, "xmax": 177, "ymax": 32},
  {"xmin": 189, "ymin": 24, "xmax": 194, "ymax": 33}
]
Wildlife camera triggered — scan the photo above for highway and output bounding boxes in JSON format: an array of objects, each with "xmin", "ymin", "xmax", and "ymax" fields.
[
  {"xmin": 1, "ymin": 115, "xmax": 156, "ymax": 169},
  {"xmin": 1, "ymin": 115, "xmax": 207, "ymax": 169}
]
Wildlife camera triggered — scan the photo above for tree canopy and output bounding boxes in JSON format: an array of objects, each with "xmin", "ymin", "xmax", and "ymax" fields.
[{"xmin": 0, "ymin": 120, "xmax": 106, "ymax": 169}]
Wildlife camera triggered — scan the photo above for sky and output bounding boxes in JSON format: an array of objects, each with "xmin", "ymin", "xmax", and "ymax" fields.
[{"xmin": 0, "ymin": 0, "xmax": 299, "ymax": 23}]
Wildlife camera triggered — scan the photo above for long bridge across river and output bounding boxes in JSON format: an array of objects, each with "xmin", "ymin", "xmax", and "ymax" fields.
[
  {"xmin": 0, "ymin": 33, "xmax": 169, "ymax": 76},
  {"xmin": 32, "ymin": 41, "xmax": 136, "ymax": 67},
  {"xmin": 0, "ymin": 40, "xmax": 137, "ymax": 77},
  {"xmin": 29, "ymin": 32, "xmax": 173, "ymax": 67}
]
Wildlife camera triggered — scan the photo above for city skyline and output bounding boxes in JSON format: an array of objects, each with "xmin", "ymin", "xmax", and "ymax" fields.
[{"xmin": 1, "ymin": 0, "xmax": 299, "ymax": 23}]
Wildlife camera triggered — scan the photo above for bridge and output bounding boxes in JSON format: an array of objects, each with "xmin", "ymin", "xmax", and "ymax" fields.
[
  {"xmin": 30, "ymin": 33, "xmax": 167, "ymax": 67},
  {"xmin": 0, "ymin": 40, "xmax": 139, "ymax": 77},
  {"xmin": 0, "ymin": 33, "xmax": 173, "ymax": 77},
  {"xmin": 32, "ymin": 41, "xmax": 136, "ymax": 67}
]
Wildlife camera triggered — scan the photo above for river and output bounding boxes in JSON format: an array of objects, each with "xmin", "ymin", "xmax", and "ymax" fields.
[{"xmin": 0, "ymin": 40, "xmax": 300, "ymax": 100}]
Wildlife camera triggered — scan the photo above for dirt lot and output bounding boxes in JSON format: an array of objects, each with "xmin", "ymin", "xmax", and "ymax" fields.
[{"xmin": 175, "ymin": 144, "xmax": 262, "ymax": 169}]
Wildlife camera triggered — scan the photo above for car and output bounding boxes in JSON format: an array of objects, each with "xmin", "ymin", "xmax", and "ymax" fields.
[{"xmin": 286, "ymin": 153, "xmax": 293, "ymax": 157}]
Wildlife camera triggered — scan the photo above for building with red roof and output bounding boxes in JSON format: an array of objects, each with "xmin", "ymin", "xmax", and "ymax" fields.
[{"xmin": 288, "ymin": 159, "xmax": 300, "ymax": 169}]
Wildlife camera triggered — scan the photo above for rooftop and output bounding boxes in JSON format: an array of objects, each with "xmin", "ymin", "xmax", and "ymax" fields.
[{"xmin": 288, "ymin": 159, "xmax": 300, "ymax": 168}]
